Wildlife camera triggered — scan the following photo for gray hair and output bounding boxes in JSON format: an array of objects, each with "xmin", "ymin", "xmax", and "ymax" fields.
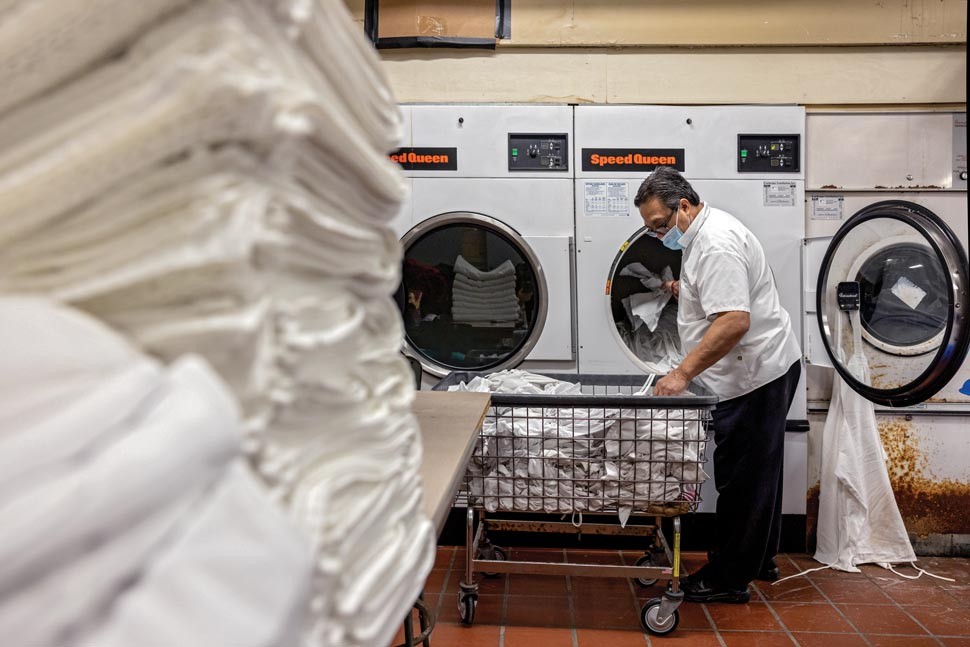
[{"xmin": 633, "ymin": 166, "xmax": 700, "ymax": 210}]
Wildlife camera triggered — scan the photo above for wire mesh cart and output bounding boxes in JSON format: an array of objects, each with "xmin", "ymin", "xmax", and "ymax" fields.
[{"xmin": 433, "ymin": 372, "xmax": 716, "ymax": 636}]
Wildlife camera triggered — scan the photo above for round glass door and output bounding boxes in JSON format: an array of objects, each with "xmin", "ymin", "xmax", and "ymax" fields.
[
  {"xmin": 816, "ymin": 200, "xmax": 969, "ymax": 407},
  {"xmin": 398, "ymin": 212, "xmax": 548, "ymax": 377},
  {"xmin": 606, "ymin": 228, "xmax": 684, "ymax": 373}
]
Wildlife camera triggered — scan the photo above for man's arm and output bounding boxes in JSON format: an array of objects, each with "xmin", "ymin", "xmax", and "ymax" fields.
[
  {"xmin": 653, "ymin": 310, "xmax": 750, "ymax": 395},
  {"xmin": 662, "ymin": 279, "xmax": 680, "ymax": 299}
]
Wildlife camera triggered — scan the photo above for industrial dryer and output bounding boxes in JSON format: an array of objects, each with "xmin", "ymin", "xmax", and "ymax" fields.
[
  {"xmin": 572, "ymin": 105, "xmax": 809, "ymax": 515},
  {"xmin": 390, "ymin": 105, "xmax": 576, "ymax": 383}
]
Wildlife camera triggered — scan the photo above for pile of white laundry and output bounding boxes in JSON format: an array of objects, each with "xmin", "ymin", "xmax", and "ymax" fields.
[
  {"xmin": 447, "ymin": 371, "xmax": 710, "ymax": 526},
  {"xmin": 0, "ymin": 299, "xmax": 313, "ymax": 647},
  {"xmin": 617, "ymin": 263, "xmax": 685, "ymax": 374},
  {"xmin": 452, "ymin": 255, "xmax": 520, "ymax": 323},
  {"xmin": 0, "ymin": 2, "xmax": 431, "ymax": 646}
]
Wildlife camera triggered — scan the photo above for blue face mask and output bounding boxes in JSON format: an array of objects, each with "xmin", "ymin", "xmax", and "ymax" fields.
[{"xmin": 660, "ymin": 207, "xmax": 685, "ymax": 251}]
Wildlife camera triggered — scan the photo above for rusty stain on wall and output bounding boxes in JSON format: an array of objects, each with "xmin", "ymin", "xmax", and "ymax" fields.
[
  {"xmin": 869, "ymin": 371, "xmax": 899, "ymax": 390},
  {"xmin": 806, "ymin": 480, "xmax": 821, "ymax": 553},
  {"xmin": 866, "ymin": 363, "xmax": 965, "ymax": 403},
  {"xmin": 878, "ymin": 419, "xmax": 970, "ymax": 537}
]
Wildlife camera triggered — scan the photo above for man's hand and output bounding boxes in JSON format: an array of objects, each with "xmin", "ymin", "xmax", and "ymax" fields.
[
  {"xmin": 654, "ymin": 367, "xmax": 690, "ymax": 396},
  {"xmin": 662, "ymin": 280, "xmax": 680, "ymax": 299},
  {"xmin": 655, "ymin": 311, "xmax": 749, "ymax": 397}
]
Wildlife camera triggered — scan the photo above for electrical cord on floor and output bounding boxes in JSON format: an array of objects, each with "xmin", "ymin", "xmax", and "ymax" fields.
[{"xmin": 772, "ymin": 562, "xmax": 956, "ymax": 586}]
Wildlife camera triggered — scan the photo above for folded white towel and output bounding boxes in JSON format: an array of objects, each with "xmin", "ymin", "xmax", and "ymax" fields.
[
  {"xmin": 0, "ymin": 299, "xmax": 257, "ymax": 646},
  {"xmin": 272, "ymin": 0, "xmax": 406, "ymax": 151},
  {"xmin": 453, "ymin": 273, "xmax": 517, "ymax": 290},
  {"xmin": 1, "ymin": 487, "xmax": 204, "ymax": 646},
  {"xmin": 454, "ymin": 299, "xmax": 521, "ymax": 313},
  {"xmin": 454, "ymin": 312, "xmax": 520, "ymax": 323},
  {"xmin": 453, "ymin": 292, "xmax": 517, "ymax": 307},
  {"xmin": 0, "ymin": 0, "xmax": 193, "ymax": 117},
  {"xmin": 79, "ymin": 463, "xmax": 313, "ymax": 647},
  {"xmin": 0, "ymin": 355, "xmax": 241, "ymax": 595},
  {"xmin": 454, "ymin": 255, "xmax": 517, "ymax": 282},
  {"xmin": 452, "ymin": 289, "xmax": 519, "ymax": 307},
  {"xmin": 453, "ymin": 304, "xmax": 520, "ymax": 315}
]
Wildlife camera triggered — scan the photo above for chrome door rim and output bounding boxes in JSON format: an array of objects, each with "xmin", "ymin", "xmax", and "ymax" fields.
[
  {"xmin": 603, "ymin": 226, "xmax": 677, "ymax": 374},
  {"xmin": 399, "ymin": 211, "xmax": 550, "ymax": 378},
  {"xmin": 816, "ymin": 200, "xmax": 969, "ymax": 407}
]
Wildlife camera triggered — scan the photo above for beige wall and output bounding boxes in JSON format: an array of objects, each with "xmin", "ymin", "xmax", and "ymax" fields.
[
  {"xmin": 346, "ymin": 1, "xmax": 967, "ymax": 105},
  {"xmin": 504, "ymin": 0, "xmax": 967, "ymax": 47},
  {"xmin": 347, "ymin": 0, "xmax": 967, "ymax": 46},
  {"xmin": 378, "ymin": 46, "xmax": 966, "ymax": 105}
]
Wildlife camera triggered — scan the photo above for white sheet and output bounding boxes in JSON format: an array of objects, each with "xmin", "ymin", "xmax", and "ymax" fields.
[{"xmin": 814, "ymin": 311, "xmax": 916, "ymax": 571}]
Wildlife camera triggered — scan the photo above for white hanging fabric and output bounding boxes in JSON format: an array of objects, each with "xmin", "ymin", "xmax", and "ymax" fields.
[{"xmin": 814, "ymin": 309, "xmax": 916, "ymax": 571}]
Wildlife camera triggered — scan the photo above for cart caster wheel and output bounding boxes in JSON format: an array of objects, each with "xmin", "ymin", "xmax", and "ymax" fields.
[
  {"xmin": 458, "ymin": 593, "xmax": 478, "ymax": 625},
  {"xmin": 633, "ymin": 554, "xmax": 659, "ymax": 587},
  {"xmin": 479, "ymin": 545, "xmax": 507, "ymax": 577},
  {"xmin": 640, "ymin": 598, "xmax": 679, "ymax": 635}
]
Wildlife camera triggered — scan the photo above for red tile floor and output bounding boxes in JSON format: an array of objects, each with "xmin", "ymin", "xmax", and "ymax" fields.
[{"xmin": 392, "ymin": 548, "xmax": 970, "ymax": 647}]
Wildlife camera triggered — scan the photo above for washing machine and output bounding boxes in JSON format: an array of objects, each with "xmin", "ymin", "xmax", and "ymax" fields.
[
  {"xmin": 390, "ymin": 105, "xmax": 576, "ymax": 383},
  {"xmin": 802, "ymin": 111, "xmax": 969, "ymax": 551},
  {"xmin": 804, "ymin": 111, "xmax": 969, "ymax": 406},
  {"xmin": 573, "ymin": 105, "xmax": 808, "ymax": 515}
]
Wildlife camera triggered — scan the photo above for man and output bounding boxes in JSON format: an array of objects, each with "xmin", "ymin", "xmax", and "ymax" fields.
[{"xmin": 636, "ymin": 167, "xmax": 801, "ymax": 604}]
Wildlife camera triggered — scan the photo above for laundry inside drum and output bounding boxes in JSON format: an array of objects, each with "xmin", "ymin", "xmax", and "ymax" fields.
[
  {"xmin": 856, "ymin": 242, "xmax": 948, "ymax": 351},
  {"xmin": 610, "ymin": 233, "xmax": 685, "ymax": 373},
  {"xmin": 399, "ymin": 222, "xmax": 542, "ymax": 371}
]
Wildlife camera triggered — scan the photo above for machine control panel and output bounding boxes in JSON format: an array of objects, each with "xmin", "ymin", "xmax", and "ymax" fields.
[
  {"xmin": 837, "ymin": 282, "xmax": 861, "ymax": 311},
  {"xmin": 509, "ymin": 133, "xmax": 569, "ymax": 171},
  {"xmin": 737, "ymin": 134, "xmax": 800, "ymax": 172},
  {"xmin": 953, "ymin": 114, "xmax": 967, "ymax": 190}
]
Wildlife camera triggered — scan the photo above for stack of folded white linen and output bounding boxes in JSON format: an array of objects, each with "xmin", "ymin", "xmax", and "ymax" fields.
[
  {"xmin": 0, "ymin": 2, "xmax": 432, "ymax": 646},
  {"xmin": 452, "ymin": 255, "xmax": 520, "ymax": 323},
  {"xmin": 448, "ymin": 370, "xmax": 709, "ymax": 523},
  {"xmin": 0, "ymin": 298, "xmax": 314, "ymax": 647}
]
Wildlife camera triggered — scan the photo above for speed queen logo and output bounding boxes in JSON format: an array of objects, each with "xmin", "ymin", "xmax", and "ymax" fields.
[
  {"xmin": 388, "ymin": 147, "xmax": 458, "ymax": 171},
  {"xmin": 582, "ymin": 148, "xmax": 685, "ymax": 172}
]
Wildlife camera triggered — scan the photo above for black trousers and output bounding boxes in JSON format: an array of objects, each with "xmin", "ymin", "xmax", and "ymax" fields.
[{"xmin": 707, "ymin": 360, "xmax": 801, "ymax": 589}]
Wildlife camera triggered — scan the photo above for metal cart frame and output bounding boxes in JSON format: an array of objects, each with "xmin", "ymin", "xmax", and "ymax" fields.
[{"xmin": 433, "ymin": 372, "xmax": 716, "ymax": 636}]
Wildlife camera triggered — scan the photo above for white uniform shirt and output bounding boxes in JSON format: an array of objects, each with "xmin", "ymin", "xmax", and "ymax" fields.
[{"xmin": 677, "ymin": 203, "xmax": 801, "ymax": 401}]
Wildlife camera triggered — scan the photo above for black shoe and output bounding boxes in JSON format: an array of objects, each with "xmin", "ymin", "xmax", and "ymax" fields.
[
  {"xmin": 757, "ymin": 558, "xmax": 780, "ymax": 582},
  {"xmin": 681, "ymin": 576, "xmax": 751, "ymax": 604}
]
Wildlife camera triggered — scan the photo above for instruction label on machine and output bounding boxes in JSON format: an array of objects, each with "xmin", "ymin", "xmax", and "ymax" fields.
[
  {"xmin": 763, "ymin": 181, "xmax": 796, "ymax": 207},
  {"xmin": 585, "ymin": 181, "xmax": 630, "ymax": 216},
  {"xmin": 811, "ymin": 195, "xmax": 844, "ymax": 220}
]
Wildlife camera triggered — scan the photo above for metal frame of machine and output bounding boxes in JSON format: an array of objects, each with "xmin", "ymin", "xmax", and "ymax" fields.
[
  {"xmin": 390, "ymin": 104, "xmax": 577, "ymax": 381},
  {"xmin": 571, "ymin": 104, "xmax": 809, "ymax": 515},
  {"xmin": 802, "ymin": 110, "xmax": 969, "ymax": 554}
]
